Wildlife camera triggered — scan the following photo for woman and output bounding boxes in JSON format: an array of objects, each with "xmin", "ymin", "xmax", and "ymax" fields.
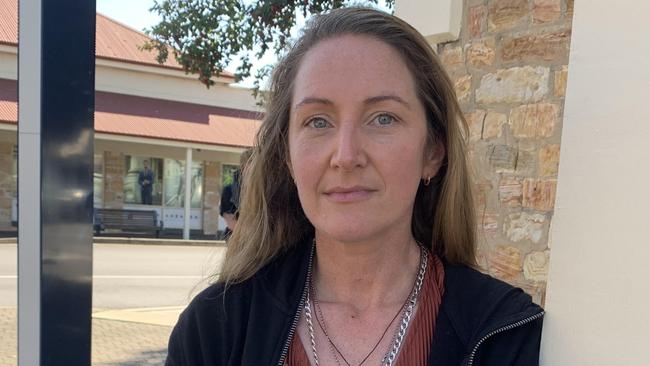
[{"xmin": 166, "ymin": 7, "xmax": 544, "ymax": 366}]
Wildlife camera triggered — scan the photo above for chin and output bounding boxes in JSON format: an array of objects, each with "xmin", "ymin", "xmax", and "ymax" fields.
[{"xmin": 315, "ymin": 221, "xmax": 386, "ymax": 244}]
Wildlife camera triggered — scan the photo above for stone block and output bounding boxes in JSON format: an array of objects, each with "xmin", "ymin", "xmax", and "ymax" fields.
[
  {"xmin": 554, "ymin": 66, "xmax": 568, "ymax": 97},
  {"xmin": 523, "ymin": 250, "xmax": 550, "ymax": 282},
  {"xmin": 499, "ymin": 177, "xmax": 522, "ymax": 207},
  {"xmin": 483, "ymin": 111, "xmax": 507, "ymax": 138},
  {"xmin": 467, "ymin": 38, "xmax": 496, "ymax": 68},
  {"xmin": 476, "ymin": 66, "xmax": 549, "ymax": 104},
  {"xmin": 440, "ymin": 45, "xmax": 464, "ymax": 69},
  {"xmin": 469, "ymin": 5, "xmax": 487, "ymax": 38},
  {"xmin": 533, "ymin": 0, "xmax": 561, "ymax": 23},
  {"xmin": 0, "ymin": 142, "xmax": 14, "ymax": 155},
  {"xmin": 539, "ymin": 144, "xmax": 561, "ymax": 176},
  {"xmin": 522, "ymin": 179, "xmax": 557, "ymax": 211},
  {"xmin": 504, "ymin": 212, "xmax": 547, "ymax": 243},
  {"xmin": 489, "ymin": 245, "xmax": 523, "ymax": 280},
  {"xmin": 479, "ymin": 213, "xmax": 500, "ymax": 238},
  {"xmin": 473, "ymin": 179, "xmax": 493, "ymax": 208},
  {"xmin": 454, "ymin": 74, "xmax": 472, "ymax": 103},
  {"xmin": 204, "ymin": 191, "xmax": 220, "ymax": 208},
  {"xmin": 488, "ymin": 144, "xmax": 517, "ymax": 172},
  {"xmin": 464, "ymin": 110, "xmax": 486, "ymax": 142},
  {"xmin": 567, "ymin": 0, "xmax": 574, "ymax": 19},
  {"xmin": 488, "ymin": 0, "xmax": 528, "ymax": 32},
  {"xmin": 509, "ymin": 103, "xmax": 558, "ymax": 138},
  {"xmin": 501, "ymin": 30, "xmax": 571, "ymax": 63}
]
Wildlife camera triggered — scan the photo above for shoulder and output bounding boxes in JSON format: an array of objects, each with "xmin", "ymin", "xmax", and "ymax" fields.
[
  {"xmin": 165, "ymin": 242, "xmax": 311, "ymax": 365},
  {"xmin": 440, "ymin": 261, "xmax": 544, "ymax": 364},
  {"xmin": 166, "ymin": 281, "xmax": 253, "ymax": 365}
]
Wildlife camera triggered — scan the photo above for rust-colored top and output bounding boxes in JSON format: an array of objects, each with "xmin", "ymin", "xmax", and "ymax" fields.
[{"xmin": 285, "ymin": 252, "xmax": 445, "ymax": 365}]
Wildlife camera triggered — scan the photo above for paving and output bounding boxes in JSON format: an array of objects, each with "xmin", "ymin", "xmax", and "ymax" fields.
[
  {"xmin": 0, "ymin": 241, "xmax": 225, "ymax": 365},
  {"xmin": 0, "ymin": 306, "xmax": 182, "ymax": 366}
]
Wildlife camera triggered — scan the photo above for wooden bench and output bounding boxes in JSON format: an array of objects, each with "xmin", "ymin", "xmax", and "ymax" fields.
[{"xmin": 94, "ymin": 208, "xmax": 163, "ymax": 237}]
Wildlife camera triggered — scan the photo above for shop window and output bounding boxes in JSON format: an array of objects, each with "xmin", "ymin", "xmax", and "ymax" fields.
[
  {"xmin": 123, "ymin": 155, "xmax": 163, "ymax": 205},
  {"xmin": 221, "ymin": 164, "xmax": 239, "ymax": 187},
  {"xmin": 163, "ymin": 159, "xmax": 203, "ymax": 208}
]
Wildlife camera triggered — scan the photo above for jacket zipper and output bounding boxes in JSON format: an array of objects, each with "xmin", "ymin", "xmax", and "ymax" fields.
[
  {"xmin": 276, "ymin": 242, "xmax": 316, "ymax": 366},
  {"xmin": 466, "ymin": 310, "xmax": 545, "ymax": 366}
]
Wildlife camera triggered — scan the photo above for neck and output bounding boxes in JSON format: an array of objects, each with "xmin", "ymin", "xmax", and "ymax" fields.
[{"xmin": 312, "ymin": 229, "xmax": 421, "ymax": 312}]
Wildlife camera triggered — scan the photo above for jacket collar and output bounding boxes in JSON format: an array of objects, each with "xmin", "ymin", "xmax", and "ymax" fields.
[{"xmin": 254, "ymin": 237, "xmax": 313, "ymax": 315}]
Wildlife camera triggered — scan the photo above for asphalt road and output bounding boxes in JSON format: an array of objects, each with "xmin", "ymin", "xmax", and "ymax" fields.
[{"xmin": 0, "ymin": 243, "xmax": 225, "ymax": 308}]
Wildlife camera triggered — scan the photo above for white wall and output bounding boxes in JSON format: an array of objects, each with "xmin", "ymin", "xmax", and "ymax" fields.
[
  {"xmin": 541, "ymin": 1, "xmax": 650, "ymax": 364},
  {"xmin": 95, "ymin": 60, "xmax": 261, "ymax": 112},
  {"xmin": 0, "ymin": 47, "xmax": 261, "ymax": 112},
  {"xmin": 395, "ymin": 0, "xmax": 461, "ymax": 44}
]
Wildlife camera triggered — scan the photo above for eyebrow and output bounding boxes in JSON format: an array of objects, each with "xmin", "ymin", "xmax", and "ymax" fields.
[
  {"xmin": 294, "ymin": 95, "xmax": 410, "ymax": 109},
  {"xmin": 294, "ymin": 97, "xmax": 334, "ymax": 109},
  {"xmin": 363, "ymin": 95, "xmax": 410, "ymax": 109}
]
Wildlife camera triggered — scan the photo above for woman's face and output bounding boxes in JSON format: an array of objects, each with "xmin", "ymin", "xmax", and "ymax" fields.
[{"xmin": 288, "ymin": 35, "xmax": 444, "ymax": 243}]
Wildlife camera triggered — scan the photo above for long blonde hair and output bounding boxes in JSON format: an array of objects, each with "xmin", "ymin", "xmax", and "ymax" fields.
[{"xmin": 219, "ymin": 7, "xmax": 476, "ymax": 285}]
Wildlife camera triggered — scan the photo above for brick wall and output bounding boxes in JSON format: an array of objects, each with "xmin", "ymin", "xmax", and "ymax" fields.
[
  {"xmin": 103, "ymin": 151, "xmax": 124, "ymax": 209},
  {"xmin": 438, "ymin": 0, "xmax": 574, "ymax": 305}
]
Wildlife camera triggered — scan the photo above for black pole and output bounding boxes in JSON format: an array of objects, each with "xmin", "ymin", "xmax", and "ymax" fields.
[{"xmin": 18, "ymin": 0, "xmax": 96, "ymax": 364}]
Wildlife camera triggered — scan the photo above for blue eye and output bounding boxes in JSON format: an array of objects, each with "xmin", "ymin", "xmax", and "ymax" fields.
[
  {"xmin": 308, "ymin": 117, "xmax": 330, "ymax": 129},
  {"xmin": 374, "ymin": 114, "xmax": 395, "ymax": 126}
]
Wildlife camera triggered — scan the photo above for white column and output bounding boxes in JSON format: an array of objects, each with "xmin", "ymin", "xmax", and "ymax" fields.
[
  {"xmin": 541, "ymin": 1, "xmax": 650, "ymax": 364},
  {"xmin": 183, "ymin": 147, "xmax": 192, "ymax": 240},
  {"xmin": 18, "ymin": 1, "xmax": 42, "ymax": 364}
]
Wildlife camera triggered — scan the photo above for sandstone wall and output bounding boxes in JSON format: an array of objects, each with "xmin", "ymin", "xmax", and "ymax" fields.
[
  {"xmin": 438, "ymin": 0, "xmax": 574, "ymax": 305},
  {"xmin": 202, "ymin": 161, "xmax": 221, "ymax": 235},
  {"xmin": 103, "ymin": 151, "xmax": 125, "ymax": 209},
  {"xmin": 0, "ymin": 142, "xmax": 15, "ymax": 230}
]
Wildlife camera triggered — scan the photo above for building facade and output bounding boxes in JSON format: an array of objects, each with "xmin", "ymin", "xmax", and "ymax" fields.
[{"xmin": 0, "ymin": 1, "xmax": 261, "ymax": 236}]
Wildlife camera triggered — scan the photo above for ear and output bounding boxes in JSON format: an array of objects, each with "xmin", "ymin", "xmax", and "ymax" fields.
[{"xmin": 423, "ymin": 141, "xmax": 446, "ymax": 180}]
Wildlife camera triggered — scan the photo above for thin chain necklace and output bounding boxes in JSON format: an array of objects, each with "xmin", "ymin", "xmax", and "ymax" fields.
[
  {"xmin": 311, "ymin": 278, "xmax": 408, "ymax": 366},
  {"xmin": 304, "ymin": 244, "xmax": 428, "ymax": 366}
]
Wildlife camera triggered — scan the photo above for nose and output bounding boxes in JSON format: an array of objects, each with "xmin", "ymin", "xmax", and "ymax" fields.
[{"xmin": 330, "ymin": 123, "xmax": 367, "ymax": 170}]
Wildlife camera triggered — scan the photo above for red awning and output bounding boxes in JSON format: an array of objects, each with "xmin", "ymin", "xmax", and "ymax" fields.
[{"xmin": 0, "ymin": 79, "xmax": 260, "ymax": 148}]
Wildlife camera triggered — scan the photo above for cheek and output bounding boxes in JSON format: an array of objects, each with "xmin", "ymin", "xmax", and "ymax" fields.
[{"xmin": 288, "ymin": 135, "xmax": 323, "ymax": 193}]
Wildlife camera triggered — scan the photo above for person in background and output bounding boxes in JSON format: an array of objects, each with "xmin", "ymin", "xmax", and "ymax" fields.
[
  {"xmin": 219, "ymin": 149, "xmax": 253, "ymax": 238},
  {"xmin": 138, "ymin": 159, "xmax": 154, "ymax": 205}
]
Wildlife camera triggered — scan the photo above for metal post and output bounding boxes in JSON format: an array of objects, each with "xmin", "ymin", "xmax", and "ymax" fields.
[
  {"xmin": 18, "ymin": 0, "xmax": 96, "ymax": 364},
  {"xmin": 183, "ymin": 147, "xmax": 192, "ymax": 240}
]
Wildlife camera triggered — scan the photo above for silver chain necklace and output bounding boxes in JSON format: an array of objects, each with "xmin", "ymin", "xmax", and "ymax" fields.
[{"xmin": 304, "ymin": 244, "xmax": 428, "ymax": 366}]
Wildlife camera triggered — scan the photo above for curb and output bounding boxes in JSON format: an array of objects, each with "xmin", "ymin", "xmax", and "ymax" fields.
[
  {"xmin": 93, "ymin": 237, "xmax": 227, "ymax": 247},
  {"xmin": 0, "ymin": 237, "xmax": 227, "ymax": 247}
]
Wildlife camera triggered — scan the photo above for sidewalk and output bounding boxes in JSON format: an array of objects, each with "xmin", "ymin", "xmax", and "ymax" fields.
[{"xmin": 0, "ymin": 306, "xmax": 184, "ymax": 366}]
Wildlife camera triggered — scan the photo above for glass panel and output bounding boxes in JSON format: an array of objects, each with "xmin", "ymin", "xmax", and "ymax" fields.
[
  {"xmin": 123, "ymin": 156, "xmax": 162, "ymax": 205},
  {"xmin": 221, "ymin": 164, "xmax": 239, "ymax": 187},
  {"xmin": 163, "ymin": 159, "xmax": 203, "ymax": 209}
]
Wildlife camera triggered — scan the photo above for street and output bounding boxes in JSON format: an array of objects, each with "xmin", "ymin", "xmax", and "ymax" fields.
[
  {"xmin": 0, "ymin": 243, "xmax": 224, "ymax": 308},
  {"xmin": 0, "ymin": 242, "xmax": 225, "ymax": 365}
]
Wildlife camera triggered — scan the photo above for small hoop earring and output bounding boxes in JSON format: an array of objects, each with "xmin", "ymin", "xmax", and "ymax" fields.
[{"xmin": 424, "ymin": 176, "xmax": 431, "ymax": 186}]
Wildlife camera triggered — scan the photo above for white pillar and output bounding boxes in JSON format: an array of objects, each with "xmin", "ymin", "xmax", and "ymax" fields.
[
  {"xmin": 541, "ymin": 1, "xmax": 650, "ymax": 364},
  {"xmin": 183, "ymin": 147, "xmax": 192, "ymax": 240},
  {"xmin": 18, "ymin": 1, "xmax": 42, "ymax": 364}
]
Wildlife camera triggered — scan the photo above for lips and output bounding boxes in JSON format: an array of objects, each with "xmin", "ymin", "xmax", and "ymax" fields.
[{"xmin": 323, "ymin": 186, "xmax": 376, "ymax": 202}]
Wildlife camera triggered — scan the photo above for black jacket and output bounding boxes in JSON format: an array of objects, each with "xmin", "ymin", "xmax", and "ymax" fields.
[{"xmin": 166, "ymin": 240, "xmax": 544, "ymax": 365}]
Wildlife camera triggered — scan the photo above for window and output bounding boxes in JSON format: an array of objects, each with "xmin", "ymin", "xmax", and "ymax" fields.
[
  {"xmin": 221, "ymin": 164, "xmax": 239, "ymax": 187},
  {"xmin": 123, "ymin": 155, "xmax": 163, "ymax": 205},
  {"xmin": 163, "ymin": 159, "xmax": 203, "ymax": 208}
]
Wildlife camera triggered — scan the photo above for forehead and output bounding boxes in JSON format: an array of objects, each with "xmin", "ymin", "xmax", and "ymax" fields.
[{"xmin": 292, "ymin": 35, "xmax": 417, "ymax": 104}]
